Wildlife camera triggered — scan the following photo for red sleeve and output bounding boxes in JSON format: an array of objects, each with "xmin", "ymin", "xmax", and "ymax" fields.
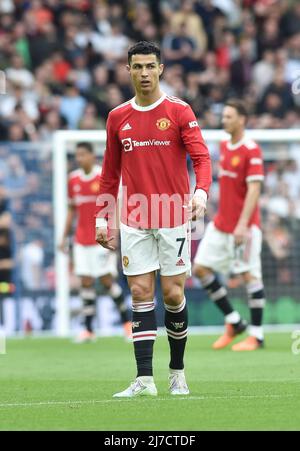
[
  {"xmin": 95, "ymin": 112, "xmax": 122, "ymax": 223},
  {"xmin": 179, "ymin": 105, "xmax": 212, "ymax": 195},
  {"xmin": 245, "ymin": 144, "xmax": 264, "ymax": 182},
  {"xmin": 68, "ymin": 177, "xmax": 74, "ymax": 205}
]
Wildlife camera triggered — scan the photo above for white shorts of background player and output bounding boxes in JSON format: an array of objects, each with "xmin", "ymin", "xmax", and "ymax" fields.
[
  {"xmin": 194, "ymin": 221, "xmax": 262, "ymax": 279},
  {"xmin": 120, "ymin": 222, "xmax": 191, "ymax": 277},
  {"xmin": 73, "ymin": 244, "xmax": 118, "ymax": 278}
]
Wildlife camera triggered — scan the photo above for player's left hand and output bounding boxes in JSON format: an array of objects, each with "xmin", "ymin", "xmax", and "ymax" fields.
[
  {"xmin": 191, "ymin": 189, "xmax": 207, "ymax": 220},
  {"xmin": 95, "ymin": 227, "xmax": 115, "ymax": 250},
  {"xmin": 233, "ymin": 223, "xmax": 248, "ymax": 246}
]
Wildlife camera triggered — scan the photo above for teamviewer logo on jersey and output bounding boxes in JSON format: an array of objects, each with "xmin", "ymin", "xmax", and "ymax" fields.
[{"xmin": 122, "ymin": 138, "xmax": 133, "ymax": 152}]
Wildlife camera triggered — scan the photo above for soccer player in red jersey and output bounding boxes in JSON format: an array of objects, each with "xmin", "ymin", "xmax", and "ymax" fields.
[
  {"xmin": 193, "ymin": 99, "xmax": 265, "ymax": 351},
  {"xmin": 95, "ymin": 41, "xmax": 212, "ymax": 397},
  {"xmin": 59, "ymin": 142, "xmax": 132, "ymax": 342}
]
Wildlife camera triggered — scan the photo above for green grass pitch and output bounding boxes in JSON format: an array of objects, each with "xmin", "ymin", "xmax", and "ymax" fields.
[{"xmin": 0, "ymin": 332, "xmax": 299, "ymax": 431}]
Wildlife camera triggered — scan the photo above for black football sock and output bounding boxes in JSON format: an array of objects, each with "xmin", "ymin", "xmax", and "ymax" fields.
[
  {"xmin": 81, "ymin": 287, "xmax": 96, "ymax": 332},
  {"xmin": 200, "ymin": 273, "xmax": 240, "ymax": 321},
  {"xmin": 247, "ymin": 280, "xmax": 265, "ymax": 340},
  {"xmin": 164, "ymin": 297, "xmax": 188, "ymax": 370},
  {"xmin": 132, "ymin": 300, "xmax": 157, "ymax": 377}
]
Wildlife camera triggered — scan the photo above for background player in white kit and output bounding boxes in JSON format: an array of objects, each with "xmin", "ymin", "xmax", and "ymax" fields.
[
  {"xmin": 193, "ymin": 99, "xmax": 265, "ymax": 351},
  {"xmin": 95, "ymin": 42, "xmax": 212, "ymax": 397},
  {"xmin": 59, "ymin": 142, "xmax": 132, "ymax": 342}
]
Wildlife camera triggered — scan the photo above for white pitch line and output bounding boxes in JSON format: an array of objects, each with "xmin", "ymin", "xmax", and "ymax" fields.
[{"xmin": 0, "ymin": 394, "xmax": 295, "ymax": 409}]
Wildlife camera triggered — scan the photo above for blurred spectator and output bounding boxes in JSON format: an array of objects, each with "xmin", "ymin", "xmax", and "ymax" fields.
[
  {"xmin": 93, "ymin": 2, "xmax": 112, "ymax": 36},
  {"xmin": 114, "ymin": 62, "xmax": 134, "ymax": 99},
  {"xmin": 0, "ymin": 228, "xmax": 13, "ymax": 285},
  {"xmin": 230, "ymin": 37, "xmax": 255, "ymax": 95},
  {"xmin": 95, "ymin": 21, "xmax": 130, "ymax": 67},
  {"xmin": 170, "ymin": 0, "xmax": 207, "ymax": 53},
  {"xmin": 0, "ymin": 186, "xmax": 11, "ymax": 229},
  {"xmin": 79, "ymin": 102, "xmax": 103, "ymax": 129},
  {"xmin": 280, "ymin": 2, "xmax": 300, "ymax": 38},
  {"xmin": 263, "ymin": 214, "xmax": 293, "ymax": 285},
  {"xmin": 0, "ymin": 0, "xmax": 14, "ymax": 14},
  {"xmin": 257, "ymin": 16, "xmax": 282, "ymax": 57},
  {"xmin": 13, "ymin": 22, "xmax": 31, "ymax": 68},
  {"xmin": 6, "ymin": 53, "xmax": 34, "ymax": 90},
  {"xmin": 51, "ymin": 51, "xmax": 72, "ymax": 84},
  {"xmin": 252, "ymin": 50, "xmax": 276, "ymax": 99},
  {"xmin": 162, "ymin": 21, "xmax": 203, "ymax": 72},
  {"xmin": 69, "ymin": 52, "xmax": 92, "ymax": 93},
  {"xmin": 20, "ymin": 237, "xmax": 44, "ymax": 291},
  {"xmin": 4, "ymin": 154, "xmax": 28, "ymax": 197},
  {"xmin": 0, "ymin": 83, "xmax": 39, "ymax": 123},
  {"xmin": 258, "ymin": 68, "xmax": 294, "ymax": 117},
  {"xmin": 59, "ymin": 81, "xmax": 86, "ymax": 129},
  {"xmin": 39, "ymin": 109, "xmax": 67, "ymax": 141},
  {"xmin": 8, "ymin": 122, "xmax": 29, "ymax": 142}
]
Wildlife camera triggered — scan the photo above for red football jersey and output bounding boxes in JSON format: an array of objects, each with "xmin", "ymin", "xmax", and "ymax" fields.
[
  {"xmin": 68, "ymin": 165, "xmax": 101, "ymax": 245},
  {"xmin": 95, "ymin": 93, "xmax": 212, "ymax": 229},
  {"xmin": 214, "ymin": 138, "xmax": 264, "ymax": 233}
]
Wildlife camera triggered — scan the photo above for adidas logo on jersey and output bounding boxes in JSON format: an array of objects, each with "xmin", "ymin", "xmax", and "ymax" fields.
[
  {"xmin": 176, "ymin": 258, "xmax": 185, "ymax": 267},
  {"xmin": 122, "ymin": 123, "xmax": 132, "ymax": 131}
]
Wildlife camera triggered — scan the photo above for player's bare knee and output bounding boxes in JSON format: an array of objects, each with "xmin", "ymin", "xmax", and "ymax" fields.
[
  {"xmin": 100, "ymin": 273, "xmax": 113, "ymax": 290},
  {"xmin": 242, "ymin": 272, "xmax": 261, "ymax": 285},
  {"xmin": 130, "ymin": 283, "xmax": 154, "ymax": 302},
  {"xmin": 81, "ymin": 276, "xmax": 94, "ymax": 288},
  {"xmin": 193, "ymin": 264, "xmax": 212, "ymax": 279},
  {"xmin": 163, "ymin": 285, "xmax": 184, "ymax": 306}
]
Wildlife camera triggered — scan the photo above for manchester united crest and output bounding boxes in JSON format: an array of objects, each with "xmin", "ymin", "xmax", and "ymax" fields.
[
  {"xmin": 231, "ymin": 156, "xmax": 240, "ymax": 167},
  {"xmin": 156, "ymin": 117, "xmax": 171, "ymax": 131},
  {"xmin": 90, "ymin": 181, "xmax": 100, "ymax": 192}
]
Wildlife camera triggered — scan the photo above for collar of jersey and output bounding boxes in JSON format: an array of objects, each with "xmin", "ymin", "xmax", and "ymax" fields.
[
  {"xmin": 130, "ymin": 92, "xmax": 166, "ymax": 111},
  {"xmin": 78, "ymin": 165, "xmax": 101, "ymax": 181},
  {"xmin": 226, "ymin": 135, "xmax": 246, "ymax": 151}
]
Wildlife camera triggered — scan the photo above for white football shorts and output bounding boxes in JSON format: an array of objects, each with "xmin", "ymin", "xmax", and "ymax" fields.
[
  {"xmin": 73, "ymin": 243, "xmax": 118, "ymax": 278},
  {"xmin": 193, "ymin": 221, "xmax": 262, "ymax": 279},
  {"xmin": 120, "ymin": 222, "xmax": 191, "ymax": 277}
]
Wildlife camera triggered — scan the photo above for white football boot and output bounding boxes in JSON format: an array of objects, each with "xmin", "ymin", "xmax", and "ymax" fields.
[
  {"xmin": 169, "ymin": 369, "xmax": 190, "ymax": 395},
  {"xmin": 113, "ymin": 377, "xmax": 158, "ymax": 398}
]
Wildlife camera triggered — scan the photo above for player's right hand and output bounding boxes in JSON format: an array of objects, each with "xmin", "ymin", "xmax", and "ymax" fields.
[
  {"xmin": 95, "ymin": 227, "xmax": 115, "ymax": 250},
  {"xmin": 191, "ymin": 189, "xmax": 207, "ymax": 220},
  {"xmin": 58, "ymin": 238, "xmax": 69, "ymax": 254}
]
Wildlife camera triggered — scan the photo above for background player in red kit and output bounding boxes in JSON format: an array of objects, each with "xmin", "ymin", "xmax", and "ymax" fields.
[
  {"xmin": 95, "ymin": 42, "xmax": 212, "ymax": 397},
  {"xmin": 193, "ymin": 99, "xmax": 265, "ymax": 351},
  {"xmin": 59, "ymin": 142, "xmax": 131, "ymax": 342}
]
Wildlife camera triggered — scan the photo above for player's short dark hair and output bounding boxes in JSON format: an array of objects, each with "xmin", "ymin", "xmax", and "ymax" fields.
[
  {"xmin": 128, "ymin": 41, "xmax": 161, "ymax": 64},
  {"xmin": 225, "ymin": 99, "xmax": 248, "ymax": 119},
  {"xmin": 76, "ymin": 142, "xmax": 94, "ymax": 153}
]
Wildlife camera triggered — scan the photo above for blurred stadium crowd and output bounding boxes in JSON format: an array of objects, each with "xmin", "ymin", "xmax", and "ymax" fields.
[
  {"xmin": 1, "ymin": 0, "xmax": 300, "ymax": 140},
  {"xmin": 1, "ymin": 0, "xmax": 300, "ymax": 331}
]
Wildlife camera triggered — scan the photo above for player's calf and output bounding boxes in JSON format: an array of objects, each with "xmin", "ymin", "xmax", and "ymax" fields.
[
  {"xmin": 246, "ymin": 279, "xmax": 265, "ymax": 342},
  {"xmin": 106, "ymin": 281, "xmax": 132, "ymax": 339},
  {"xmin": 80, "ymin": 286, "xmax": 96, "ymax": 334}
]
